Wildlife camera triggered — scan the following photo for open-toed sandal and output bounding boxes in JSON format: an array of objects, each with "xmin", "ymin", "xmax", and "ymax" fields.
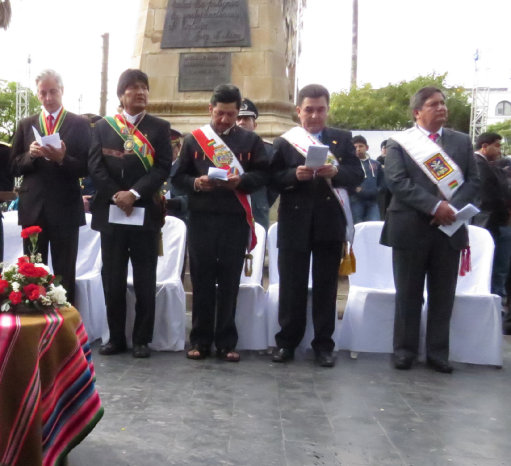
[
  {"xmin": 186, "ymin": 345, "xmax": 210, "ymax": 360},
  {"xmin": 216, "ymin": 348, "xmax": 240, "ymax": 362}
]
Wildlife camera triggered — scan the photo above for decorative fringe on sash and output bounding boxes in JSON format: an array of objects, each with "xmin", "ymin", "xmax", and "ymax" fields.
[
  {"xmin": 339, "ymin": 242, "xmax": 356, "ymax": 276},
  {"xmin": 158, "ymin": 231, "xmax": 164, "ymax": 257},
  {"xmin": 244, "ymin": 253, "xmax": 253, "ymax": 277},
  {"xmin": 459, "ymin": 246, "xmax": 471, "ymax": 276}
]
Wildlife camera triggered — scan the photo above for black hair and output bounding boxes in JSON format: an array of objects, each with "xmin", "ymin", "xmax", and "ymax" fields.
[
  {"xmin": 297, "ymin": 84, "xmax": 330, "ymax": 106},
  {"xmin": 475, "ymin": 132, "xmax": 502, "ymax": 150},
  {"xmin": 210, "ymin": 84, "xmax": 242, "ymax": 109},
  {"xmin": 117, "ymin": 69, "xmax": 149, "ymax": 101}
]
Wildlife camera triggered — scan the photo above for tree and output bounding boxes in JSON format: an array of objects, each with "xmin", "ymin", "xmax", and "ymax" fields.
[
  {"xmin": 0, "ymin": 81, "xmax": 40, "ymax": 143},
  {"xmin": 487, "ymin": 119, "xmax": 511, "ymax": 155},
  {"xmin": 328, "ymin": 74, "xmax": 471, "ymax": 133}
]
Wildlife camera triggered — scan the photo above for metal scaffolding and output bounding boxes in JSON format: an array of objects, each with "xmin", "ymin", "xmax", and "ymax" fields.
[
  {"xmin": 469, "ymin": 86, "xmax": 489, "ymax": 145},
  {"xmin": 15, "ymin": 82, "xmax": 30, "ymax": 125}
]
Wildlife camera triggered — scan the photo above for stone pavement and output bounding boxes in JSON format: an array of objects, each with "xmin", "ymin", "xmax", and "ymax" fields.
[{"xmin": 69, "ymin": 337, "xmax": 511, "ymax": 466}]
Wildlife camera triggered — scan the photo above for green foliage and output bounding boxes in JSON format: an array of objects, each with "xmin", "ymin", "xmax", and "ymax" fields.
[
  {"xmin": 0, "ymin": 81, "xmax": 40, "ymax": 143},
  {"xmin": 328, "ymin": 74, "xmax": 471, "ymax": 133},
  {"xmin": 487, "ymin": 119, "xmax": 511, "ymax": 155}
]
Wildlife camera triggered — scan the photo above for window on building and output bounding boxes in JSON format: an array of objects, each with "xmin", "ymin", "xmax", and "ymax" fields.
[{"xmin": 496, "ymin": 101, "xmax": 511, "ymax": 116}]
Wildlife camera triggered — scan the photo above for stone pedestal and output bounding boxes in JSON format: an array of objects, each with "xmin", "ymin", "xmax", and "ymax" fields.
[{"xmin": 132, "ymin": 0, "xmax": 297, "ymax": 138}]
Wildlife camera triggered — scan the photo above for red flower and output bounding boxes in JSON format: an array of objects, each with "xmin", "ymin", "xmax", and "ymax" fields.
[
  {"xmin": 17, "ymin": 255, "xmax": 30, "ymax": 265},
  {"xmin": 9, "ymin": 291, "xmax": 22, "ymax": 305},
  {"xmin": 21, "ymin": 226, "xmax": 42, "ymax": 239},
  {"xmin": 18, "ymin": 262, "xmax": 49, "ymax": 278},
  {"xmin": 23, "ymin": 284, "xmax": 46, "ymax": 301},
  {"xmin": 0, "ymin": 279, "xmax": 9, "ymax": 295}
]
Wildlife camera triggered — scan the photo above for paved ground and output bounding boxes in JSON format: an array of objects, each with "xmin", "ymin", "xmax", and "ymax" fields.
[{"xmin": 69, "ymin": 336, "xmax": 511, "ymax": 466}]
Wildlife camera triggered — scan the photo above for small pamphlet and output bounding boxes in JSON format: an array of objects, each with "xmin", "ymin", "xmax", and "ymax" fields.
[
  {"xmin": 32, "ymin": 126, "xmax": 62, "ymax": 149},
  {"xmin": 305, "ymin": 144, "xmax": 329, "ymax": 168},
  {"xmin": 438, "ymin": 203, "xmax": 480, "ymax": 237},
  {"xmin": 208, "ymin": 167, "xmax": 229, "ymax": 181},
  {"xmin": 108, "ymin": 205, "xmax": 145, "ymax": 226}
]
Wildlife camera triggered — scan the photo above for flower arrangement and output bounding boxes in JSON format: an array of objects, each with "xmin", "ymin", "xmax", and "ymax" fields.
[{"xmin": 0, "ymin": 226, "xmax": 70, "ymax": 313}]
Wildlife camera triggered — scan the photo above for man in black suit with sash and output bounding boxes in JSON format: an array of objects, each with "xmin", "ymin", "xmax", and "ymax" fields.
[
  {"xmin": 381, "ymin": 86, "xmax": 479, "ymax": 373},
  {"xmin": 9, "ymin": 69, "xmax": 90, "ymax": 304},
  {"xmin": 270, "ymin": 84, "xmax": 363, "ymax": 367},
  {"xmin": 88, "ymin": 69, "xmax": 172, "ymax": 358}
]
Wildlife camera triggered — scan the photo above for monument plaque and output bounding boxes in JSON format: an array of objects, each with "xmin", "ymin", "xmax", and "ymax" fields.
[
  {"xmin": 178, "ymin": 53, "xmax": 232, "ymax": 92},
  {"xmin": 161, "ymin": 0, "xmax": 251, "ymax": 48}
]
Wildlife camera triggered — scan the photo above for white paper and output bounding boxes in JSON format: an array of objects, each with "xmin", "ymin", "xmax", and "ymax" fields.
[
  {"xmin": 305, "ymin": 144, "xmax": 329, "ymax": 168},
  {"xmin": 208, "ymin": 167, "xmax": 229, "ymax": 181},
  {"xmin": 32, "ymin": 126, "xmax": 62, "ymax": 149},
  {"xmin": 108, "ymin": 205, "xmax": 145, "ymax": 226},
  {"xmin": 438, "ymin": 203, "xmax": 480, "ymax": 237}
]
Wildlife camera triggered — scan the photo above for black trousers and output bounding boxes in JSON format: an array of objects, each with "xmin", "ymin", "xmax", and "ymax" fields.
[
  {"xmin": 275, "ymin": 242, "xmax": 343, "ymax": 352},
  {"xmin": 100, "ymin": 228, "xmax": 159, "ymax": 346},
  {"xmin": 22, "ymin": 222, "xmax": 79, "ymax": 305},
  {"xmin": 188, "ymin": 212, "xmax": 248, "ymax": 350},
  {"xmin": 392, "ymin": 230, "xmax": 460, "ymax": 362}
]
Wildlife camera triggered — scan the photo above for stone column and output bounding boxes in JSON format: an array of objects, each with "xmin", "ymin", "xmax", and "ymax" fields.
[{"xmin": 132, "ymin": 0, "xmax": 298, "ymax": 137}]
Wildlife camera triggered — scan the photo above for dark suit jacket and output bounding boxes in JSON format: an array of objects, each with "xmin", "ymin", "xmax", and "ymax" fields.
[
  {"xmin": 381, "ymin": 127, "xmax": 479, "ymax": 250},
  {"xmin": 88, "ymin": 114, "xmax": 172, "ymax": 232},
  {"xmin": 9, "ymin": 111, "xmax": 90, "ymax": 227},
  {"xmin": 271, "ymin": 126, "xmax": 363, "ymax": 249}
]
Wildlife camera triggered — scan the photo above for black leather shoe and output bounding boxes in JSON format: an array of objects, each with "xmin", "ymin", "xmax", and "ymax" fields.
[
  {"xmin": 272, "ymin": 347, "xmax": 294, "ymax": 363},
  {"xmin": 99, "ymin": 341, "xmax": 127, "ymax": 356},
  {"xmin": 133, "ymin": 344, "xmax": 151, "ymax": 358},
  {"xmin": 393, "ymin": 354, "xmax": 413, "ymax": 370},
  {"xmin": 315, "ymin": 351, "xmax": 335, "ymax": 368},
  {"xmin": 427, "ymin": 358, "xmax": 453, "ymax": 374}
]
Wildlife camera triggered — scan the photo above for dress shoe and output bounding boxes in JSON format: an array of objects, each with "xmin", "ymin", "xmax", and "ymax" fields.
[
  {"xmin": 427, "ymin": 358, "xmax": 453, "ymax": 374},
  {"xmin": 315, "ymin": 351, "xmax": 335, "ymax": 368},
  {"xmin": 272, "ymin": 347, "xmax": 294, "ymax": 363},
  {"xmin": 132, "ymin": 344, "xmax": 151, "ymax": 358},
  {"xmin": 99, "ymin": 341, "xmax": 127, "ymax": 356},
  {"xmin": 393, "ymin": 354, "xmax": 413, "ymax": 370}
]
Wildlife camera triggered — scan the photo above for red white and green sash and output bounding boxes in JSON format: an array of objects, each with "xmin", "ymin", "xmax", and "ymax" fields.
[
  {"xmin": 104, "ymin": 114, "xmax": 155, "ymax": 172},
  {"xmin": 39, "ymin": 108, "xmax": 67, "ymax": 135},
  {"xmin": 192, "ymin": 124, "xmax": 257, "ymax": 251},
  {"xmin": 281, "ymin": 126, "xmax": 355, "ymax": 243},
  {"xmin": 390, "ymin": 127, "xmax": 464, "ymax": 200}
]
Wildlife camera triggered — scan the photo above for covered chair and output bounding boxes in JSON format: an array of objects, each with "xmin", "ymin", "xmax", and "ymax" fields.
[
  {"xmin": 2, "ymin": 211, "xmax": 22, "ymax": 264},
  {"xmin": 235, "ymin": 222, "xmax": 268, "ymax": 350}
]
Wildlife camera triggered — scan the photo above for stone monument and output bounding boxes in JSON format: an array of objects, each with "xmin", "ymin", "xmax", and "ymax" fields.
[{"xmin": 132, "ymin": 0, "xmax": 301, "ymax": 137}]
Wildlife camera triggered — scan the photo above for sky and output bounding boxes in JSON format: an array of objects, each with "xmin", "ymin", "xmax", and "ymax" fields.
[{"xmin": 1, "ymin": 0, "xmax": 510, "ymax": 115}]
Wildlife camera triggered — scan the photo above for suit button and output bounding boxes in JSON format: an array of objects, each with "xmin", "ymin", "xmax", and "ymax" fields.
[
  {"xmin": 294, "ymin": 205, "xmax": 299, "ymax": 210},
  {"xmin": 326, "ymin": 196, "xmax": 331, "ymax": 200}
]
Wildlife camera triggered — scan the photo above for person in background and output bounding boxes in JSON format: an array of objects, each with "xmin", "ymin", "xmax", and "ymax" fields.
[
  {"xmin": 377, "ymin": 139, "xmax": 392, "ymax": 218},
  {"xmin": 0, "ymin": 142, "xmax": 14, "ymax": 263},
  {"xmin": 164, "ymin": 129, "xmax": 189, "ymax": 222}
]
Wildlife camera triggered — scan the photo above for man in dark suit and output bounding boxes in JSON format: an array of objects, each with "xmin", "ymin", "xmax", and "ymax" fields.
[
  {"xmin": 0, "ymin": 142, "xmax": 15, "ymax": 263},
  {"xmin": 9, "ymin": 69, "xmax": 90, "ymax": 303},
  {"xmin": 172, "ymin": 84, "xmax": 269, "ymax": 363},
  {"xmin": 270, "ymin": 84, "xmax": 363, "ymax": 367},
  {"xmin": 88, "ymin": 69, "xmax": 172, "ymax": 358},
  {"xmin": 381, "ymin": 86, "xmax": 479, "ymax": 373}
]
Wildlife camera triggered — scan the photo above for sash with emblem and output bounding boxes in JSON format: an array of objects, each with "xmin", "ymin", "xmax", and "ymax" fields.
[
  {"xmin": 104, "ymin": 115, "xmax": 155, "ymax": 172},
  {"xmin": 390, "ymin": 126, "xmax": 464, "ymax": 200},
  {"xmin": 192, "ymin": 124, "xmax": 257, "ymax": 252},
  {"xmin": 281, "ymin": 126, "xmax": 355, "ymax": 244}
]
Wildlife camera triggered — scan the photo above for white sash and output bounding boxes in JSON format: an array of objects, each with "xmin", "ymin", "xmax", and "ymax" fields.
[
  {"xmin": 281, "ymin": 126, "xmax": 355, "ymax": 243},
  {"xmin": 390, "ymin": 127, "xmax": 464, "ymax": 200}
]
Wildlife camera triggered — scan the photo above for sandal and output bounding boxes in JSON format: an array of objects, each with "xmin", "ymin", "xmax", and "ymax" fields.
[
  {"xmin": 216, "ymin": 348, "xmax": 240, "ymax": 362},
  {"xmin": 186, "ymin": 345, "xmax": 210, "ymax": 360}
]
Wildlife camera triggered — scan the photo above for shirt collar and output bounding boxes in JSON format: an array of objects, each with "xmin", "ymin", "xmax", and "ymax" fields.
[
  {"xmin": 43, "ymin": 106, "xmax": 63, "ymax": 119},
  {"xmin": 474, "ymin": 151, "xmax": 487, "ymax": 160},
  {"xmin": 416, "ymin": 124, "xmax": 443, "ymax": 138},
  {"xmin": 123, "ymin": 110, "xmax": 143, "ymax": 125}
]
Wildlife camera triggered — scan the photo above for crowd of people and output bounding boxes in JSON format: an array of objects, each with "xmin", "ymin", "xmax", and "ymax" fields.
[{"xmin": 2, "ymin": 67, "xmax": 510, "ymax": 371}]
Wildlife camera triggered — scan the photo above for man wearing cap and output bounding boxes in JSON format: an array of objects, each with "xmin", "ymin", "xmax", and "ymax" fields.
[
  {"xmin": 10, "ymin": 69, "xmax": 90, "ymax": 303},
  {"xmin": 172, "ymin": 84, "xmax": 269, "ymax": 362},
  {"xmin": 236, "ymin": 98, "xmax": 276, "ymax": 230},
  {"xmin": 88, "ymin": 69, "xmax": 172, "ymax": 358}
]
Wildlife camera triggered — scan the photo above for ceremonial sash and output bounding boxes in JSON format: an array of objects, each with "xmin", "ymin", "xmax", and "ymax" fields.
[
  {"xmin": 104, "ymin": 115, "xmax": 155, "ymax": 172},
  {"xmin": 281, "ymin": 126, "xmax": 355, "ymax": 243},
  {"xmin": 192, "ymin": 124, "xmax": 257, "ymax": 251},
  {"xmin": 39, "ymin": 108, "xmax": 67, "ymax": 135},
  {"xmin": 390, "ymin": 127, "xmax": 464, "ymax": 200}
]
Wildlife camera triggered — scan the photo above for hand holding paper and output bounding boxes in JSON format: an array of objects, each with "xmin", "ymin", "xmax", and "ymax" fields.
[
  {"xmin": 438, "ymin": 203, "xmax": 480, "ymax": 237},
  {"xmin": 305, "ymin": 144, "xmax": 329, "ymax": 169}
]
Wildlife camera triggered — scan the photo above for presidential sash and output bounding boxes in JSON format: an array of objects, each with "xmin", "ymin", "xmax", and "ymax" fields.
[
  {"xmin": 192, "ymin": 124, "xmax": 257, "ymax": 252},
  {"xmin": 281, "ymin": 126, "xmax": 355, "ymax": 244},
  {"xmin": 104, "ymin": 115, "xmax": 155, "ymax": 172},
  {"xmin": 39, "ymin": 108, "xmax": 67, "ymax": 135},
  {"xmin": 390, "ymin": 127, "xmax": 464, "ymax": 200}
]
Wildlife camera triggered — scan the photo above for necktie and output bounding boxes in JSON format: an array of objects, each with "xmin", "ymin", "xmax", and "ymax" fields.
[
  {"xmin": 429, "ymin": 133, "xmax": 439, "ymax": 143},
  {"xmin": 47, "ymin": 115, "xmax": 55, "ymax": 134}
]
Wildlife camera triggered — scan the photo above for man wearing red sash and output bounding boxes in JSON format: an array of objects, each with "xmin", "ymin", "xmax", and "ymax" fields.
[
  {"xmin": 270, "ymin": 84, "xmax": 363, "ymax": 367},
  {"xmin": 172, "ymin": 84, "xmax": 269, "ymax": 362},
  {"xmin": 88, "ymin": 69, "xmax": 172, "ymax": 358},
  {"xmin": 10, "ymin": 69, "xmax": 90, "ymax": 304}
]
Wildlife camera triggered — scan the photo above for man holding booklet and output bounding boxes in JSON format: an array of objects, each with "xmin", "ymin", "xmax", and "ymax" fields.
[
  {"xmin": 172, "ymin": 84, "xmax": 269, "ymax": 362},
  {"xmin": 270, "ymin": 84, "xmax": 363, "ymax": 367},
  {"xmin": 381, "ymin": 86, "xmax": 479, "ymax": 373},
  {"xmin": 88, "ymin": 69, "xmax": 172, "ymax": 358}
]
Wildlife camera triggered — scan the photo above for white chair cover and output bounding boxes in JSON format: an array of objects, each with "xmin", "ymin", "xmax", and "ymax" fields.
[
  {"xmin": 2, "ymin": 211, "xmax": 23, "ymax": 265},
  {"xmin": 235, "ymin": 222, "xmax": 267, "ymax": 350},
  {"xmin": 266, "ymin": 222, "xmax": 340, "ymax": 351},
  {"xmin": 338, "ymin": 221, "xmax": 397, "ymax": 353},
  {"xmin": 120, "ymin": 216, "xmax": 187, "ymax": 351}
]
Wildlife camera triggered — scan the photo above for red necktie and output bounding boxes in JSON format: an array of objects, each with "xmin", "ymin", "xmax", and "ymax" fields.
[
  {"xmin": 47, "ymin": 114, "xmax": 55, "ymax": 134},
  {"xmin": 429, "ymin": 133, "xmax": 439, "ymax": 143}
]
